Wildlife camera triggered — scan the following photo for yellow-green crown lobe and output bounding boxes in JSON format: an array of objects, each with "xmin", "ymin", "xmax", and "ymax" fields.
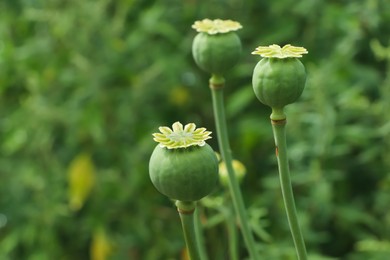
[
  {"xmin": 252, "ymin": 44, "xmax": 308, "ymax": 59},
  {"xmin": 192, "ymin": 19, "xmax": 242, "ymax": 35},
  {"xmin": 153, "ymin": 122, "xmax": 212, "ymax": 149}
]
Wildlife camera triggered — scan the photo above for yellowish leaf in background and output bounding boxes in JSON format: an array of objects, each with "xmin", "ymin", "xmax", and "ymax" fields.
[
  {"xmin": 68, "ymin": 153, "xmax": 96, "ymax": 211},
  {"xmin": 90, "ymin": 228, "xmax": 112, "ymax": 260}
]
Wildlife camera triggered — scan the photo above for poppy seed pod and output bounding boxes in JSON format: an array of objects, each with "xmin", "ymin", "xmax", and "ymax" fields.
[
  {"xmin": 251, "ymin": 44, "xmax": 308, "ymax": 110},
  {"xmin": 252, "ymin": 58, "xmax": 306, "ymax": 109},
  {"xmin": 149, "ymin": 144, "xmax": 218, "ymax": 201},
  {"xmin": 191, "ymin": 19, "xmax": 242, "ymax": 75},
  {"xmin": 192, "ymin": 32, "xmax": 241, "ymax": 75},
  {"xmin": 149, "ymin": 122, "xmax": 219, "ymax": 201}
]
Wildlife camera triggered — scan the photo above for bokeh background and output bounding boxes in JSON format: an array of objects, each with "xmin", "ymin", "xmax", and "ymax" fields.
[{"xmin": 1, "ymin": 0, "xmax": 390, "ymax": 259}]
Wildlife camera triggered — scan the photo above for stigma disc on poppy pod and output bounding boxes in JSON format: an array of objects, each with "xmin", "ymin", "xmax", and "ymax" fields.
[
  {"xmin": 149, "ymin": 122, "xmax": 219, "ymax": 202},
  {"xmin": 192, "ymin": 19, "xmax": 242, "ymax": 75},
  {"xmin": 251, "ymin": 44, "xmax": 308, "ymax": 111}
]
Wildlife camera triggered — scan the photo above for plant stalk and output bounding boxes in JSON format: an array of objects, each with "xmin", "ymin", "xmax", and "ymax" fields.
[
  {"xmin": 210, "ymin": 74, "xmax": 259, "ymax": 260},
  {"xmin": 226, "ymin": 206, "xmax": 239, "ymax": 260},
  {"xmin": 270, "ymin": 111, "xmax": 307, "ymax": 260},
  {"xmin": 194, "ymin": 206, "xmax": 208, "ymax": 260},
  {"xmin": 176, "ymin": 201, "xmax": 202, "ymax": 260}
]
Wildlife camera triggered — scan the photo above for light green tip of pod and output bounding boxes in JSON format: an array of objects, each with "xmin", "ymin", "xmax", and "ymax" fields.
[
  {"xmin": 270, "ymin": 108, "xmax": 286, "ymax": 120},
  {"xmin": 175, "ymin": 200, "xmax": 196, "ymax": 211},
  {"xmin": 209, "ymin": 74, "xmax": 225, "ymax": 85}
]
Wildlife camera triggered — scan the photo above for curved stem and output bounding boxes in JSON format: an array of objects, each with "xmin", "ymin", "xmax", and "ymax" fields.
[
  {"xmin": 210, "ymin": 75, "xmax": 259, "ymax": 260},
  {"xmin": 176, "ymin": 201, "xmax": 202, "ymax": 260},
  {"xmin": 270, "ymin": 111, "xmax": 307, "ymax": 260}
]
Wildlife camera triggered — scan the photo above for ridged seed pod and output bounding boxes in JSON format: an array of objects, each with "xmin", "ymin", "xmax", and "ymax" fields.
[
  {"xmin": 251, "ymin": 44, "xmax": 308, "ymax": 110},
  {"xmin": 191, "ymin": 19, "xmax": 242, "ymax": 75},
  {"xmin": 149, "ymin": 122, "xmax": 218, "ymax": 201}
]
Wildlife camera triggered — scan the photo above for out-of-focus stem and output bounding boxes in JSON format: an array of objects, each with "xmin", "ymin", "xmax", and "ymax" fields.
[
  {"xmin": 209, "ymin": 74, "xmax": 259, "ymax": 260},
  {"xmin": 194, "ymin": 206, "xmax": 208, "ymax": 260},
  {"xmin": 226, "ymin": 206, "xmax": 239, "ymax": 260}
]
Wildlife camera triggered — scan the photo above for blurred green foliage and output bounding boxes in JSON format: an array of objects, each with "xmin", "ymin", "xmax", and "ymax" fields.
[{"xmin": 1, "ymin": 0, "xmax": 390, "ymax": 259}]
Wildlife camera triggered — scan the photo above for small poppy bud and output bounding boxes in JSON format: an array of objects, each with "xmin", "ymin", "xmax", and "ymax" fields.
[{"xmin": 219, "ymin": 159, "xmax": 246, "ymax": 187}]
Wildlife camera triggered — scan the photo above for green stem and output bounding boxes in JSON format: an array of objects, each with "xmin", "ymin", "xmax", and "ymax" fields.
[
  {"xmin": 270, "ymin": 109, "xmax": 307, "ymax": 260},
  {"xmin": 194, "ymin": 206, "xmax": 208, "ymax": 260},
  {"xmin": 176, "ymin": 201, "xmax": 202, "ymax": 260},
  {"xmin": 210, "ymin": 75, "xmax": 259, "ymax": 260},
  {"xmin": 226, "ymin": 205, "xmax": 239, "ymax": 260}
]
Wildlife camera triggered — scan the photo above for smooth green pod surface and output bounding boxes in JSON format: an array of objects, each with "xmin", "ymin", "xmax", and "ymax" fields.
[
  {"xmin": 192, "ymin": 32, "xmax": 241, "ymax": 75},
  {"xmin": 252, "ymin": 58, "xmax": 306, "ymax": 109},
  {"xmin": 149, "ymin": 144, "xmax": 219, "ymax": 201}
]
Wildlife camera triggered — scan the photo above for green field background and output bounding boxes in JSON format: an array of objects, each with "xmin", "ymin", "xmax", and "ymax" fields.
[{"xmin": 1, "ymin": 0, "xmax": 390, "ymax": 259}]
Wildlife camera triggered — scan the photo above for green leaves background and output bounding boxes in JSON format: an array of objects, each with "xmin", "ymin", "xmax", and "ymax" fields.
[{"xmin": 0, "ymin": 0, "xmax": 390, "ymax": 259}]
